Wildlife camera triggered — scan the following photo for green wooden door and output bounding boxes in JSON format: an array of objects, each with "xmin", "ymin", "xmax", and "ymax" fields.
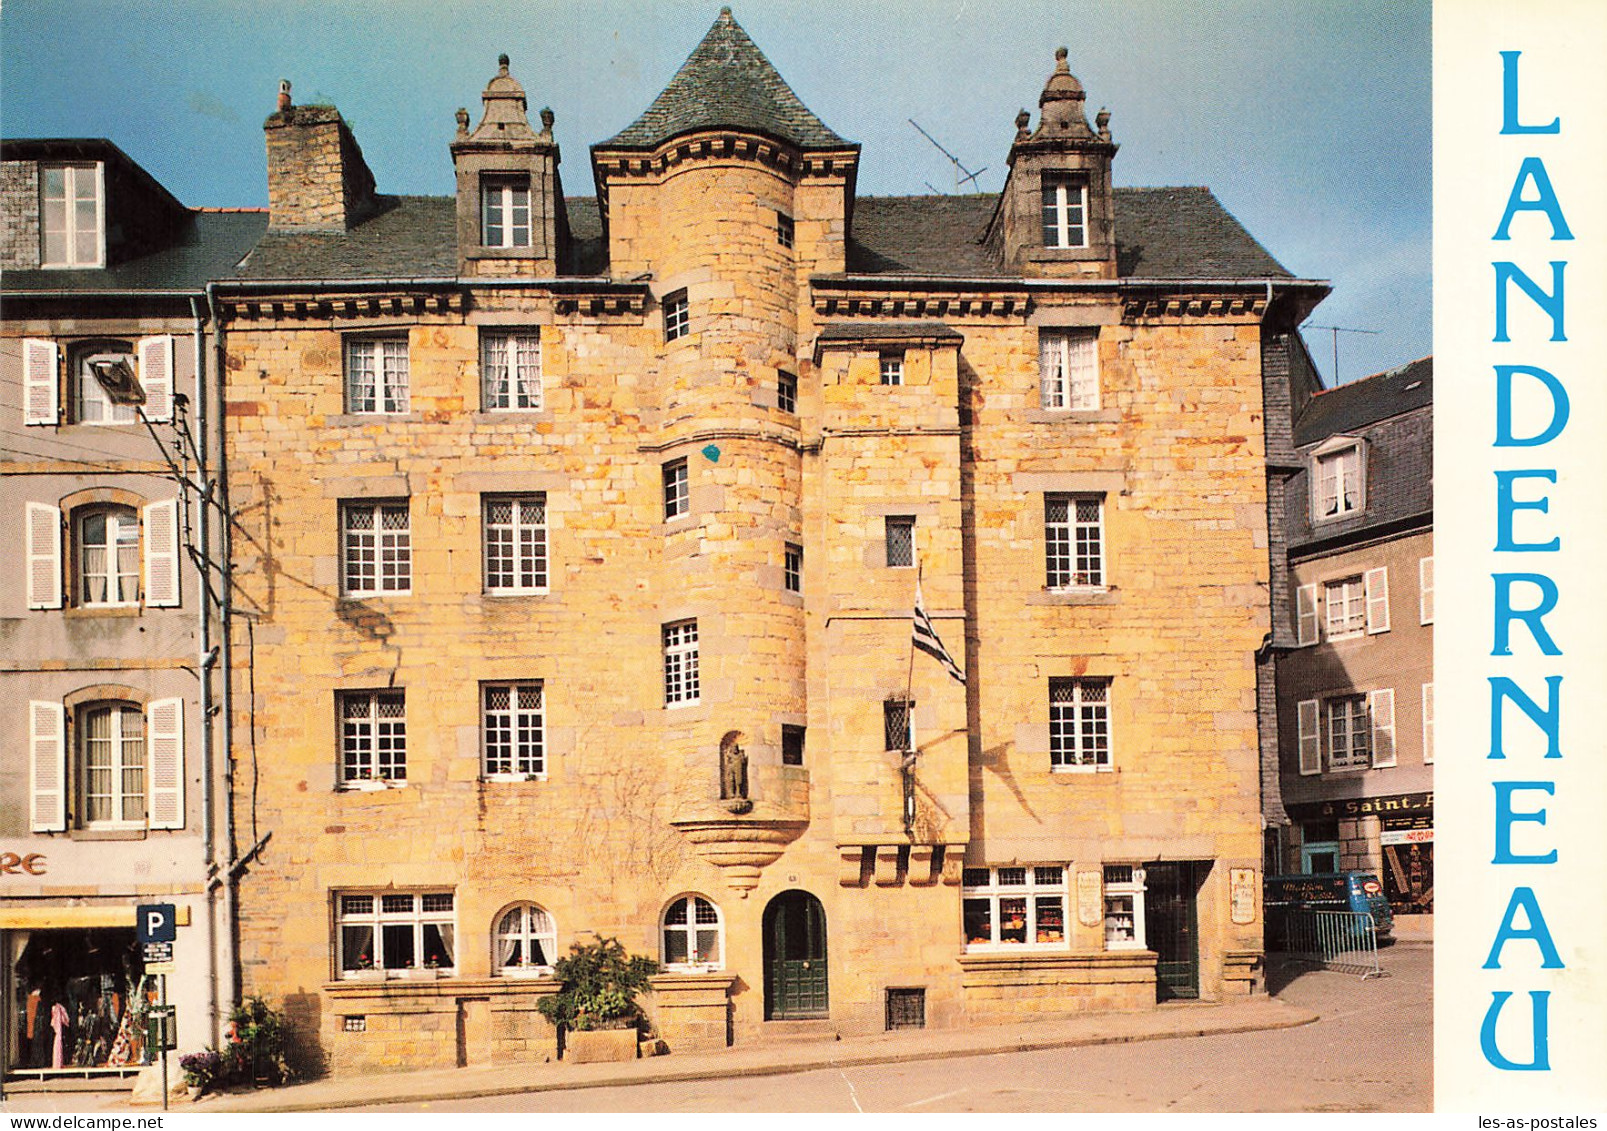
[
  {"xmin": 1145, "ymin": 862, "xmax": 1204, "ymax": 1001},
  {"xmin": 764, "ymin": 891, "xmax": 828, "ymax": 1019}
]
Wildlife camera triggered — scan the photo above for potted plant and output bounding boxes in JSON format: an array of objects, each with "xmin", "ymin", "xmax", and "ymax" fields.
[
  {"xmin": 178, "ymin": 1049, "xmax": 222, "ymax": 1098},
  {"xmin": 536, "ymin": 935, "xmax": 658, "ymax": 1063}
]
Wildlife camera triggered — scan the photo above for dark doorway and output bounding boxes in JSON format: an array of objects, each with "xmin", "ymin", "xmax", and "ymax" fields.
[
  {"xmin": 763, "ymin": 890, "xmax": 828, "ymax": 1020},
  {"xmin": 1145, "ymin": 861, "xmax": 1208, "ymax": 1001}
]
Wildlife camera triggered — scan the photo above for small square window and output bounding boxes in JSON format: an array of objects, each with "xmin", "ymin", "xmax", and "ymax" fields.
[
  {"xmin": 784, "ymin": 543, "xmax": 802, "ymax": 593},
  {"xmin": 663, "ymin": 458, "xmax": 690, "ymax": 521},
  {"xmin": 781, "ymin": 724, "xmax": 805, "ymax": 766},
  {"xmin": 885, "ymin": 988, "xmax": 925, "ymax": 1031},
  {"xmin": 879, "ymin": 352, "xmax": 903, "ymax": 386},
  {"xmin": 664, "ymin": 290, "xmax": 690, "ymax": 342},
  {"xmin": 885, "ymin": 516, "xmax": 914, "ymax": 568},
  {"xmin": 777, "ymin": 370, "xmax": 798, "ymax": 414},
  {"xmin": 343, "ymin": 1016, "xmax": 367, "ymax": 1033},
  {"xmin": 776, "ymin": 211, "xmax": 795, "ymax": 249}
]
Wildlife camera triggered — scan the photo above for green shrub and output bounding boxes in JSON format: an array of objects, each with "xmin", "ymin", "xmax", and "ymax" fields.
[{"xmin": 536, "ymin": 936, "xmax": 658, "ymax": 1032}]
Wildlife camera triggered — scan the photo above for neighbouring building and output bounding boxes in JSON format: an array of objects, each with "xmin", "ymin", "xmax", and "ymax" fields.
[
  {"xmin": 212, "ymin": 10, "xmax": 1330, "ymax": 1073},
  {"xmin": 0, "ymin": 140, "xmax": 265, "ymax": 1078},
  {"xmin": 1271, "ymin": 357, "xmax": 1434, "ymax": 917}
]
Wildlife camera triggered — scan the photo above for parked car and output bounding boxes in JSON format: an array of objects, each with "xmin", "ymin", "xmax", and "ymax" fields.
[{"xmin": 1264, "ymin": 872, "xmax": 1395, "ymax": 949}]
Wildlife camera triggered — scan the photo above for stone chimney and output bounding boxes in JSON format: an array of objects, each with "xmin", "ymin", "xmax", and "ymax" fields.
[{"xmin": 263, "ymin": 81, "xmax": 379, "ymax": 231}]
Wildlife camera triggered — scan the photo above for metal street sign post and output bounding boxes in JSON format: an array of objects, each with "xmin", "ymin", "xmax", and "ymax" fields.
[{"xmin": 136, "ymin": 904, "xmax": 177, "ymax": 1110}]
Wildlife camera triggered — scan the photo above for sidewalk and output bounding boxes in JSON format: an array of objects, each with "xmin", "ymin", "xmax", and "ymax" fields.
[{"xmin": 2, "ymin": 995, "xmax": 1317, "ymax": 1114}]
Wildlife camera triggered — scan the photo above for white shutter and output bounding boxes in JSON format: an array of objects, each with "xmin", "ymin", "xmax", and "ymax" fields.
[
  {"xmin": 23, "ymin": 339, "xmax": 60, "ymax": 425},
  {"xmin": 1369, "ymin": 688, "xmax": 1397, "ymax": 767},
  {"xmin": 138, "ymin": 336, "xmax": 175, "ymax": 422},
  {"xmin": 1295, "ymin": 584, "xmax": 1319, "ymax": 646},
  {"xmin": 29, "ymin": 700, "xmax": 67, "ymax": 832},
  {"xmin": 143, "ymin": 498, "xmax": 181, "ymax": 607},
  {"xmin": 1422, "ymin": 683, "xmax": 1434, "ymax": 765},
  {"xmin": 1364, "ymin": 567, "xmax": 1391, "ymax": 634},
  {"xmin": 26, "ymin": 502, "xmax": 64, "ymax": 609},
  {"xmin": 1419, "ymin": 557, "xmax": 1434, "ymax": 624},
  {"xmin": 146, "ymin": 698, "xmax": 185, "ymax": 830},
  {"xmin": 1297, "ymin": 699, "xmax": 1321, "ymax": 775}
]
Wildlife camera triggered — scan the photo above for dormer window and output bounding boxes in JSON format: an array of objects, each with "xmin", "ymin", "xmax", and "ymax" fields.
[
  {"xmin": 1041, "ymin": 172, "xmax": 1087, "ymax": 249},
  {"xmin": 481, "ymin": 176, "xmax": 531, "ymax": 248},
  {"xmin": 1312, "ymin": 438, "xmax": 1365, "ymax": 521},
  {"xmin": 41, "ymin": 164, "xmax": 104, "ymax": 268}
]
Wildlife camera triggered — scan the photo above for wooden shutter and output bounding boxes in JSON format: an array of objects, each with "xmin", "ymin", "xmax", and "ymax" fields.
[
  {"xmin": 1369, "ymin": 688, "xmax": 1397, "ymax": 767},
  {"xmin": 30, "ymin": 700, "xmax": 67, "ymax": 832},
  {"xmin": 1297, "ymin": 699, "xmax": 1321, "ymax": 775},
  {"xmin": 23, "ymin": 339, "xmax": 60, "ymax": 425},
  {"xmin": 1295, "ymin": 584, "xmax": 1319, "ymax": 646},
  {"xmin": 1364, "ymin": 567, "xmax": 1390, "ymax": 634},
  {"xmin": 143, "ymin": 498, "xmax": 181, "ymax": 607},
  {"xmin": 146, "ymin": 697, "xmax": 185, "ymax": 830},
  {"xmin": 1419, "ymin": 556, "xmax": 1434, "ymax": 624},
  {"xmin": 26, "ymin": 502, "xmax": 64, "ymax": 609},
  {"xmin": 1422, "ymin": 683, "xmax": 1434, "ymax": 765},
  {"xmin": 138, "ymin": 336, "xmax": 175, "ymax": 422}
]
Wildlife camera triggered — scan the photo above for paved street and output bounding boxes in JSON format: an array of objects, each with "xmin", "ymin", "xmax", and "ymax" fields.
[{"xmin": 370, "ymin": 945, "xmax": 1430, "ymax": 1113}]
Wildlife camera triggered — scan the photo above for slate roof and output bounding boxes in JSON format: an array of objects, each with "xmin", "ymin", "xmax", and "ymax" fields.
[
  {"xmin": 599, "ymin": 8, "xmax": 850, "ymax": 152},
  {"xmin": 1287, "ymin": 357, "xmax": 1433, "ymax": 551},
  {"xmin": 2, "ymin": 211, "xmax": 268, "ymax": 294},
  {"xmin": 225, "ymin": 187, "xmax": 1292, "ymax": 285}
]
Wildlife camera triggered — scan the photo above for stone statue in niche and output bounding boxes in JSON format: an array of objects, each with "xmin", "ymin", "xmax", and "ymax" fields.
[{"xmin": 719, "ymin": 730, "xmax": 751, "ymax": 813}]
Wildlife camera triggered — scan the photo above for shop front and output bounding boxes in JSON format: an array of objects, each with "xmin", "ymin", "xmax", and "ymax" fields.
[{"xmin": 1284, "ymin": 792, "xmax": 1434, "ymax": 914}]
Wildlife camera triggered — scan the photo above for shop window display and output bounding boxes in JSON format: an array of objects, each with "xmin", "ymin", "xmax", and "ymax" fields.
[{"xmin": 9, "ymin": 929, "xmax": 151, "ymax": 1071}]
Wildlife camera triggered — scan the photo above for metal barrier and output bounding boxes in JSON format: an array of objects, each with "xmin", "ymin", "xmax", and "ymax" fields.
[{"xmin": 1267, "ymin": 908, "xmax": 1387, "ymax": 978}]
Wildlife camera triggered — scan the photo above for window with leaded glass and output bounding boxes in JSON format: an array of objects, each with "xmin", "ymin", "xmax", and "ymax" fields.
[
  {"xmin": 1045, "ymin": 494, "xmax": 1104, "ymax": 588},
  {"xmin": 883, "ymin": 698, "xmax": 914, "ymax": 752},
  {"xmin": 344, "ymin": 338, "xmax": 409, "ymax": 414},
  {"xmin": 484, "ymin": 495, "xmax": 548, "ymax": 594},
  {"xmin": 663, "ymin": 620, "xmax": 700, "ymax": 706},
  {"xmin": 1049, "ymin": 678, "xmax": 1111, "ymax": 770},
  {"xmin": 885, "ymin": 515, "xmax": 914, "ymax": 568},
  {"xmin": 661, "ymin": 894, "xmax": 723, "ymax": 969},
  {"xmin": 961, "ymin": 865, "xmax": 1068, "ymax": 949},
  {"xmin": 482, "ymin": 681, "xmax": 545, "ymax": 778},
  {"xmin": 339, "ymin": 690, "xmax": 407, "ymax": 784},
  {"xmin": 337, "ymin": 891, "xmax": 454, "ymax": 975},
  {"xmin": 342, "ymin": 501, "xmax": 411, "ymax": 596},
  {"xmin": 481, "ymin": 331, "xmax": 542, "ymax": 410}
]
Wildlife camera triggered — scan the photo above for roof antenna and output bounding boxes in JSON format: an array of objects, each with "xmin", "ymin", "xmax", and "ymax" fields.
[
  {"xmin": 1303, "ymin": 323, "xmax": 1380, "ymax": 387},
  {"xmin": 909, "ymin": 119, "xmax": 988, "ymax": 194}
]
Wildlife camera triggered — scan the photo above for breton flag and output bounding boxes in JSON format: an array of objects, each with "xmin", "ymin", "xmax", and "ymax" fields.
[{"xmin": 912, "ymin": 579, "xmax": 966, "ymax": 684}]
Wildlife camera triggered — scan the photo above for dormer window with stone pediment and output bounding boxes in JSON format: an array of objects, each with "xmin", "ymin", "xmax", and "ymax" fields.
[
  {"xmin": 1041, "ymin": 171, "xmax": 1087, "ymax": 249},
  {"xmin": 1311, "ymin": 435, "xmax": 1366, "ymax": 521},
  {"xmin": 481, "ymin": 175, "xmax": 532, "ymax": 248}
]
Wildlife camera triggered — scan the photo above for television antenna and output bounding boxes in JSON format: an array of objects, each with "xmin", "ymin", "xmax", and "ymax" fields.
[
  {"xmin": 909, "ymin": 119, "xmax": 988, "ymax": 194},
  {"xmin": 1304, "ymin": 323, "xmax": 1380, "ymax": 386}
]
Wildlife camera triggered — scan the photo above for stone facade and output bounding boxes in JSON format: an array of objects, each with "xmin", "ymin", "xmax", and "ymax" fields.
[{"xmin": 215, "ymin": 14, "xmax": 1327, "ymax": 1076}]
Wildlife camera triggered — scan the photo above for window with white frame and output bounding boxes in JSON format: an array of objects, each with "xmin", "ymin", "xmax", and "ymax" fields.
[
  {"xmin": 342, "ymin": 501, "xmax": 411, "ymax": 596},
  {"xmin": 41, "ymin": 164, "xmax": 103, "ymax": 268},
  {"xmin": 339, "ymin": 690, "xmax": 407, "ymax": 784},
  {"xmin": 1041, "ymin": 172, "xmax": 1087, "ymax": 249},
  {"xmin": 663, "ymin": 620, "xmax": 700, "ymax": 706},
  {"xmin": 1303, "ymin": 567, "xmax": 1389, "ymax": 645},
  {"xmin": 776, "ymin": 211, "xmax": 795, "ymax": 249},
  {"xmin": 481, "ymin": 177, "xmax": 531, "ymax": 248},
  {"xmin": 337, "ymin": 892, "xmax": 454, "ymax": 976},
  {"xmin": 1313, "ymin": 441, "xmax": 1364, "ymax": 520},
  {"xmin": 1419, "ymin": 556, "xmax": 1434, "ymax": 624},
  {"xmin": 345, "ymin": 338, "xmax": 409, "ymax": 414},
  {"xmin": 777, "ymin": 369, "xmax": 798, "ymax": 414},
  {"xmin": 1324, "ymin": 576, "xmax": 1367, "ymax": 639},
  {"xmin": 961, "ymin": 865, "xmax": 1067, "ymax": 949},
  {"xmin": 26, "ymin": 498, "xmax": 179, "ymax": 612},
  {"xmin": 1039, "ymin": 330, "xmax": 1099, "ymax": 410},
  {"xmin": 1049, "ymin": 678, "xmax": 1111, "ymax": 770},
  {"xmin": 883, "ymin": 698, "xmax": 914, "ymax": 752},
  {"xmin": 482, "ymin": 681, "xmax": 545, "ymax": 779},
  {"xmin": 481, "ymin": 331, "xmax": 542, "ymax": 410},
  {"xmin": 661, "ymin": 894, "xmax": 723, "ymax": 969},
  {"xmin": 1045, "ymin": 494, "xmax": 1104, "ymax": 588},
  {"xmin": 663, "ymin": 458, "xmax": 689, "ymax": 521},
  {"xmin": 28, "ymin": 698, "xmax": 183, "ymax": 833},
  {"xmin": 77, "ymin": 505, "xmax": 140, "ymax": 607},
  {"xmin": 879, "ymin": 352, "xmax": 903, "ymax": 386},
  {"xmin": 885, "ymin": 515, "xmax": 914, "ymax": 568},
  {"xmin": 663, "ymin": 290, "xmax": 690, "ymax": 342},
  {"xmin": 1297, "ymin": 689, "xmax": 1396, "ymax": 775},
  {"xmin": 1102, "ymin": 865, "xmax": 1146, "ymax": 949},
  {"xmin": 495, "ymin": 903, "xmax": 556, "ymax": 975},
  {"xmin": 75, "ymin": 344, "xmax": 138, "ymax": 425},
  {"xmin": 784, "ymin": 542, "xmax": 802, "ymax": 593},
  {"xmin": 484, "ymin": 495, "xmax": 547, "ymax": 594},
  {"xmin": 1422, "ymin": 683, "xmax": 1434, "ymax": 765}
]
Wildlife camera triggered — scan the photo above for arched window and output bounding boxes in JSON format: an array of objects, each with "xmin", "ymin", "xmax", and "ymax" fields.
[
  {"xmin": 80, "ymin": 701, "xmax": 145, "ymax": 826},
  {"xmin": 494, "ymin": 903, "xmax": 556, "ymax": 975},
  {"xmin": 661, "ymin": 894, "xmax": 723, "ymax": 970},
  {"xmin": 77, "ymin": 505, "xmax": 139, "ymax": 606}
]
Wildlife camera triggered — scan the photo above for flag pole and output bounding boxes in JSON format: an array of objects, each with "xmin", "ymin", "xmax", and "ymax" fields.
[{"xmin": 902, "ymin": 558, "xmax": 920, "ymax": 836}]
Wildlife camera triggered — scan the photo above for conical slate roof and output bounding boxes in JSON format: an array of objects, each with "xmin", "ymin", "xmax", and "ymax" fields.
[{"xmin": 601, "ymin": 8, "xmax": 849, "ymax": 151}]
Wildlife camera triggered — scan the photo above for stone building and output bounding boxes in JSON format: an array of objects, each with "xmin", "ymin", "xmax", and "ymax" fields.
[
  {"xmin": 0, "ymin": 140, "xmax": 264, "ymax": 1077},
  {"xmin": 214, "ymin": 11, "xmax": 1329, "ymax": 1073},
  {"xmin": 1271, "ymin": 358, "xmax": 1434, "ymax": 916}
]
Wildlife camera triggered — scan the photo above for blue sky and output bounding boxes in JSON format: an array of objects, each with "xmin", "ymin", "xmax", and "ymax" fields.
[{"xmin": 1, "ymin": 0, "xmax": 1429, "ymax": 386}]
